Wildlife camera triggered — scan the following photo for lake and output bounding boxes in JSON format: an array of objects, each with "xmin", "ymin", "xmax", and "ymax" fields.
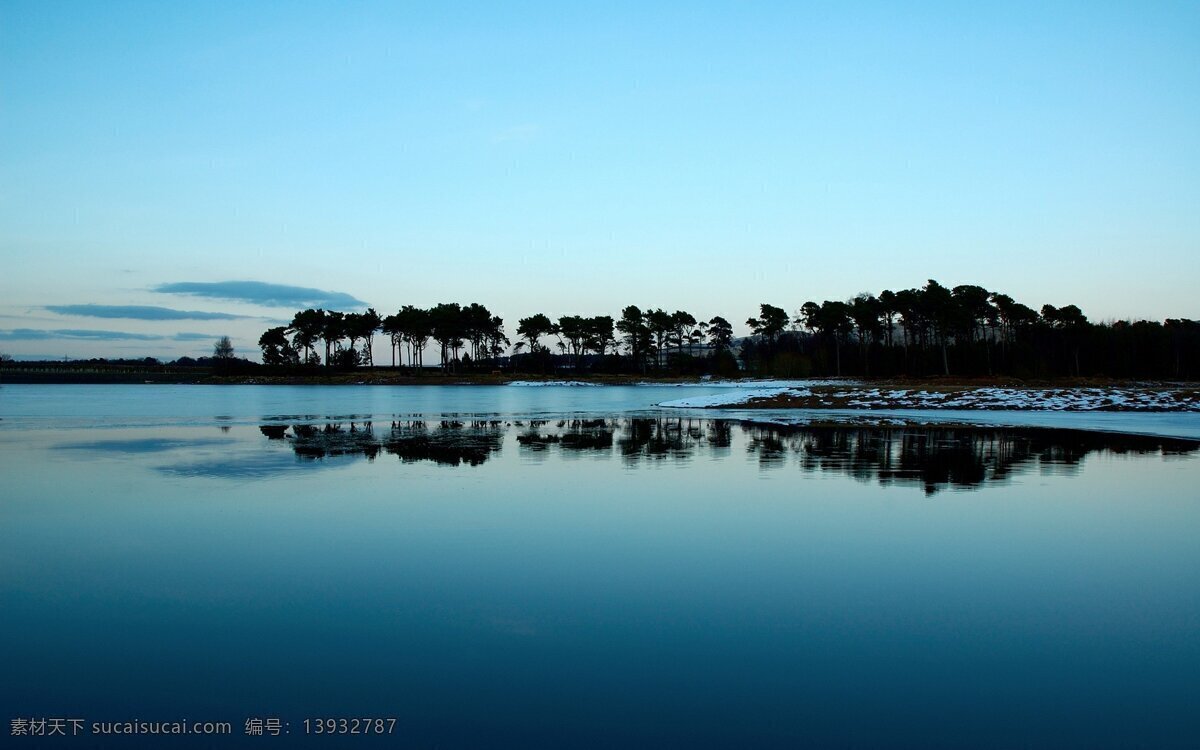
[{"xmin": 2, "ymin": 384, "xmax": 1199, "ymax": 747}]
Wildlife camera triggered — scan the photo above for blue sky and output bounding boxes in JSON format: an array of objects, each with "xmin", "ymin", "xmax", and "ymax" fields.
[{"xmin": 2, "ymin": 1, "xmax": 1198, "ymax": 359}]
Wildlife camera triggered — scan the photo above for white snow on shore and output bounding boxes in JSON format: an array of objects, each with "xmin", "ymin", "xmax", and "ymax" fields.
[
  {"xmin": 658, "ymin": 386, "xmax": 1200, "ymax": 411},
  {"xmin": 509, "ymin": 378, "xmax": 860, "ymax": 389},
  {"xmin": 657, "ymin": 388, "xmax": 806, "ymax": 408},
  {"xmin": 508, "ymin": 380, "xmax": 602, "ymax": 387},
  {"xmin": 642, "ymin": 379, "xmax": 861, "ymax": 389}
]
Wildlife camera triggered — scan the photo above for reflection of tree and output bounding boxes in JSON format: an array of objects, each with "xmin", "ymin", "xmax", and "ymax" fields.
[
  {"xmin": 618, "ymin": 418, "xmax": 683, "ymax": 461},
  {"xmin": 517, "ymin": 419, "xmax": 615, "ymax": 452},
  {"xmin": 261, "ymin": 419, "xmax": 505, "ymax": 466},
  {"xmin": 290, "ymin": 421, "xmax": 382, "ymax": 461},
  {"xmin": 765, "ymin": 425, "xmax": 1194, "ymax": 495},
  {"xmin": 256, "ymin": 418, "xmax": 1198, "ymax": 491},
  {"xmin": 259, "ymin": 424, "xmax": 289, "ymax": 440},
  {"xmin": 382, "ymin": 420, "xmax": 504, "ymax": 466},
  {"xmin": 514, "ymin": 419, "xmax": 555, "ymax": 452},
  {"xmin": 706, "ymin": 420, "xmax": 733, "ymax": 450},
  {"xmin": 614, "ymin": 417, "xmax": 722, "ymax": 462},
  {"xmin": 745, "ymin": 428, "xmax": 787, "ymax": 466}
]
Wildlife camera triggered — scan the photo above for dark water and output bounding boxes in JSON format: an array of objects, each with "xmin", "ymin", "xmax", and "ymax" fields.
[{"xmin": 2, "ymin": 414, "xmax": 1199, "ymax": 747}]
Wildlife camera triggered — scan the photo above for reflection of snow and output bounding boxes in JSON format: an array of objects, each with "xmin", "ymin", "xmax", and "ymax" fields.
[{"xmin": 508, "ymin": 380, "xmax": 602, "ymax": 387}]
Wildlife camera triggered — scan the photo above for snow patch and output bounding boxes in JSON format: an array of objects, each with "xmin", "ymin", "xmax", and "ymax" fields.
[
  {"xmin": 656, "ymin": 385, "xmax": 1199, "ymax": 412},
  {"xmin": 689, "ymin": 379, "xmax": 859, "ymax": 389},
  {"xmin": 657, "ymin": 388, "xmax": 809, "ymax": 408},
  {"xmin": 637, "ymin": 379, "xmax": 861, "ymax": 389},
  {"xmin": 508, "ymin": 380, "xmax": 603, "ymax": 387}
]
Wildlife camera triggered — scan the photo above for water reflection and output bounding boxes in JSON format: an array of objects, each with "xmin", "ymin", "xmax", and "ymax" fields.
[
  {"xmin": 159, "ymin": 450, "xmax": 328, "ymax": 480},
  {"xmin": 58, "ymin": 436, "xmax": 232, "ymax": 453},
  {"xmin": 380, "ymin": 419, "xmax": 505, "ymax": 466},
  {"xmin": 253, "ymin": 417, "xmax": 1198, "ymax": 494},
  {"xmin": 262, "ymin": 419, "xmax": 508, "ymax": 466},
  {"xmin": 517, "ymin": 418, "xmax": 615, "ymax": 452},
  {"xmin": 733, "ymin": 422, "xmax": 1195, "ymax": 493}
]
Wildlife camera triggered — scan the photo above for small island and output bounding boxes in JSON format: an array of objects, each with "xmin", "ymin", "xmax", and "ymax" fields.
[{"xmin": 6, "ymin": 281, "xmax": 1197, "ymax": 414}]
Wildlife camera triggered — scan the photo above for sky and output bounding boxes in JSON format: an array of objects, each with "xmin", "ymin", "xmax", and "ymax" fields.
[{"xmin": 2, "ymin": 0, "xmax": 1198, "ymax": 360}]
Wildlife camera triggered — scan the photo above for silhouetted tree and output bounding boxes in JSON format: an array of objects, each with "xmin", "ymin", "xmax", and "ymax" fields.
[
  {"xmin": 878, "ymin": 289, "xmax": 898, "ymax": 348},
  {"xmin": 342, "ymin": 313, "xmax": 366, "ymax": 368},
  {"xmin": 1042, "ymin": 303, "xmax": 1089, "ymax": 376},
  {"xmin": 289, "ymin": 309, "xmax": 323, "ymax": 365},
  {"xmin": 586, "ymin": 316, "xmax": 616, "ymax": 357},
  {"xmin": 948, "ymin": 285, "xmax": 992, "ymax": 374},
  {"xmin": 707, "ymin": 316, "xmax": 733, "ymax": 351},
  {"xmin": 645, "ymin": 308, "xmax": 674, "ymax": 369},
  {"xmin": 617, "ymin": 306, "xmax": 651, "ymax": 372},
  {"xmin": 391, "ymin": 305, "xmax": 432, "ymax": 368},
  {"xmin": 516, "ymin": 313, "xmax": 554, "ymax": 372},
  {"xmin": 462, "ymin": 303, "xmax": 495, "ymax": 364},
  {"xmin": 381, "ymin": 313, "xmax": 401, "ymax": 367},
  {"xmin": 818, "ymin": 300, "xmax": 853, "ymax": 376},
  {"xmin": 317, "ymin": 310, "xmax": 346, "ymax": 367},
  {"xmin": 558, "ymin": 315, "xmax": 589, "ymax": 370},
  {"xmin": 921, "ymin": 280, "xmax": 955, "ymax": 375},
  {"xmin": 259, "ymin": 286, "xmax": 1196, "ymax": 379},
  {"xmin": 351, "ymin": 308, "xmax": 382, "ymax": 366},
  {"xmin": 213, "ymin": 336, "xmax": 235, "ymax": 360},
  {"xmin": 1165, "ymin": 318, "xmax": 1199, "ymax": 378},
  {"xmin": 848, "ymin": 294, "xmax": 882, "ymax": 375},
  {"xmin": 429, "ymin": 303, "xmax": 466, "ymax": 370},
  {"xmin": 671, "ymin": 310, "xmax": 698, "ymax": 357},
  {"xmin": 484, "ymin": 315, "xmax": 509, "ymax": 363},
  {"xmin": 258, "ymin": 327, "xmax": 299, "ymax": 366},
  {"xmin": 746, "ymin": 303, "xmax": 789, "ymax": 343}
]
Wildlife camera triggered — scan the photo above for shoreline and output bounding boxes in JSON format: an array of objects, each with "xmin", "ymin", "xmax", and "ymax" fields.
[
  {"xmin": 2, "ymin": 370, "xmax": 1199, "ymax": 413},
  {"xmin": 3, "ymin": 368, "xmax": 1198, "ymax": 388}
]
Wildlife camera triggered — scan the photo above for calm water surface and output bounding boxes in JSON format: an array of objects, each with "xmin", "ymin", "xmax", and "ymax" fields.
[{"xmin": 2, "ymin": 385, "xmax": 1199, "ymax": 747}]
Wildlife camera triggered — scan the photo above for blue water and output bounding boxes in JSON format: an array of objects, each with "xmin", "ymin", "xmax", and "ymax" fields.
[
  {"xmin": 3, "ymin": 383, "xmax": 1199, "ymax": 438},
  {"xmin": 2, "ymin": 386, "xmax": 1199, "ymax": 747}
]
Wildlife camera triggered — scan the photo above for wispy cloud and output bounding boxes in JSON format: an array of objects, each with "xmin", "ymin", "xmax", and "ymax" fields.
[
  {"xmin": 45, "ymin": 304, "xmax": 250, "ymax": 321},
  {"xmin": 171, "ymin": 332, "xmax": 221, "ymax": 342},
  {"xmin": 0, "ymin": 328, "xmax": 165, "ymax": 341},
  {"xmin": 153, "ymin": 281, "xmax": 366, "ymax": 310},
  {"xmin": 0, "ymin": 329, "xmax": 227, "ymax": 342}
]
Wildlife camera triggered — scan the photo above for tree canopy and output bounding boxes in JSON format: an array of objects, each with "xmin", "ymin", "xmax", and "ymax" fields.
[{"xmin": 254, "ymin": 283, "xmax": 1199, "ymax": 379}]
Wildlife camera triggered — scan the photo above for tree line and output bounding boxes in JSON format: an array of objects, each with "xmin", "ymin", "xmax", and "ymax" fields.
[
  {"xmin": 258, "ymin": 303, "xmax": 740, "ymax": 374},
  {"xmin": 259, "ymin": 304, "xmax": 507, "ymax": 370},
  {"xmin": 258, "ymin": 281, "xmax": 1200, "ymax": 379}
]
